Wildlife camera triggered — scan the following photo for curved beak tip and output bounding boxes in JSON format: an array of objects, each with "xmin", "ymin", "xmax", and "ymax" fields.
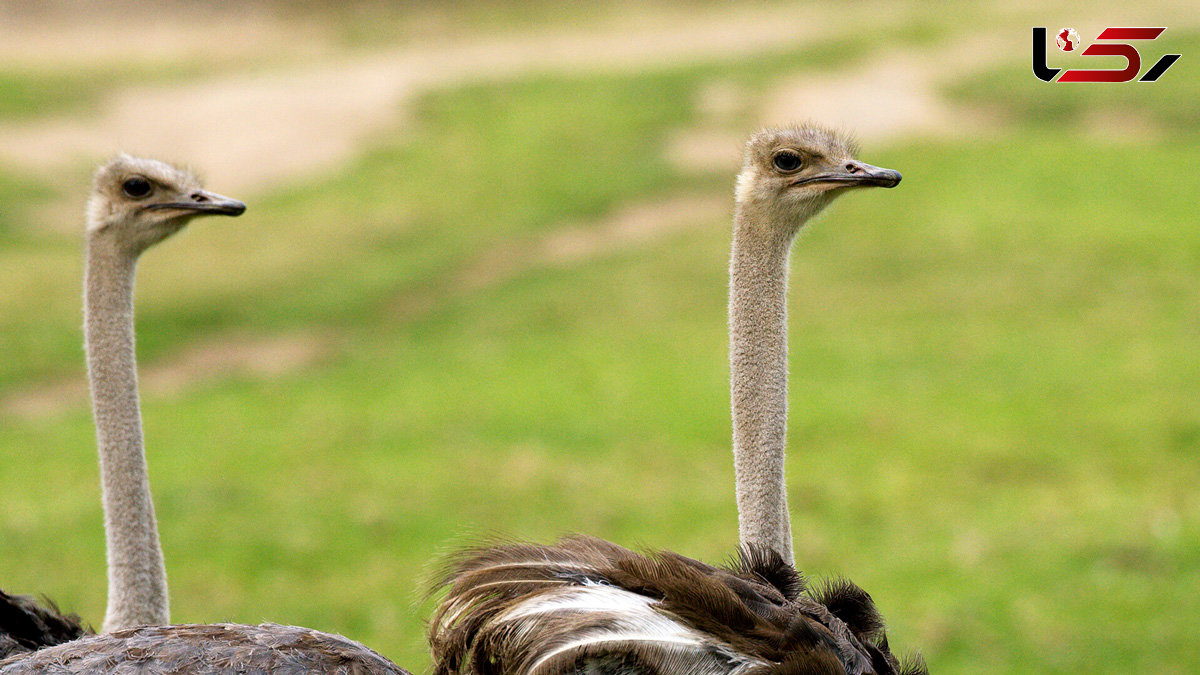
[
  {"xmin": 857, "ymin": 162, "xmax": 901, "ymax": 188},
  {"xmin": 878, "ymin": 170, "xmax": 902, "ymax": 188}
]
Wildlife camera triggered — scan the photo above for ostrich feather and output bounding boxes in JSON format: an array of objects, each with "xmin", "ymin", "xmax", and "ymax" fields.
[
  {"xmin": 0, "ymin": 591, "xmax": 90, "ymax": 660},
  {"xmin": 429, "ymin": 536, "xmax": 927, "ymax": 675}
]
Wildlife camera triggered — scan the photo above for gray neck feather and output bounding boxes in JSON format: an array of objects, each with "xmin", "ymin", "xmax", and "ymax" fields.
[
  {"xmin": 84, "ymin": 234, "xmax": 169, "ymax": 631},
  {"xmin": 729, "ymin": 201, "xmax": 802, "ymax": 564}
]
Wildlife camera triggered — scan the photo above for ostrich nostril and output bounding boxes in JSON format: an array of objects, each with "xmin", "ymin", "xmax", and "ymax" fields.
[
  {"xmin": 845, "ymin": 163, "xmax": 860, "ymax": 173},
  {"xmin": 191, "ymin": 193, "xmax": 209, "ymax": 203}
]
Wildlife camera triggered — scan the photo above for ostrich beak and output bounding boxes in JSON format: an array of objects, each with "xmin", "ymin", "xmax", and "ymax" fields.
[
  {"xmin": 791, "ymin": 161, "xmax": 902, "ymax": 189},
  {"xmin": 844, "ymin": 161, "xmax": 902, "ymax": 188},
  {"xmin": 143, "ymin": 190, "xmax": 247, "ymax": 216}
]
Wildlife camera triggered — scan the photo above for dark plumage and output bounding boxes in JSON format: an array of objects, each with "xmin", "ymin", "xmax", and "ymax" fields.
[
  {"xmin": 429, "ymin": 536, "xmax": 925, "ymax": 675},
  {"xmin": 0, "ymin": 623, "xmax": 410, "ymax": 674},
  {"xmin": 0, "ymin": 592, "xmax": 90, "ymax": 660}
]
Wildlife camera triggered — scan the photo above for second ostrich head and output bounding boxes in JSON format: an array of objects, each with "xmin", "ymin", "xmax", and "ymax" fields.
[{"xmin": 87, "ymin": 155, "xmax": 246, "ymax": 256}]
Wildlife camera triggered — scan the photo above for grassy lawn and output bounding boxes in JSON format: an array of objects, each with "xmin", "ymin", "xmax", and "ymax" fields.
[{"xmin": 1, "ymin": 11, "xmax": 1198, "ymax": 675}]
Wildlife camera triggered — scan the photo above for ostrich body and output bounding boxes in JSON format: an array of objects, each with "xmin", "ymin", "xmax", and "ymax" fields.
[
  {"xmin": 0, "ymin": 623, "xmax": 406, "ymax": 674},
  {"xmin": 0, "ymin": 157, "xmax": 412, "ymax": 674},
  {"xmin": 429, "ymin": 126, "xmax": 919, "ymax": 675},
  {"xmin": 432, "ymin": 537, "xmax": 921, "ymax": 675}
]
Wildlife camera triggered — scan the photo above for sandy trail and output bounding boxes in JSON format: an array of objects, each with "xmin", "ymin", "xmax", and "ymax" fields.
[
  {"xmin": 0, "ymin": 5, "xmax": 876, "ymax": 194},
  {"xmin": 0, "ymin": 333, "xmax": 329, "ymax": 421},
  {"xmin": 5, "ymin": 1, "xmax": 1194, "ymax": 192},
  {"xmin": 667, "ymin": 37, "xmax": 1010, "ymax": 174}
]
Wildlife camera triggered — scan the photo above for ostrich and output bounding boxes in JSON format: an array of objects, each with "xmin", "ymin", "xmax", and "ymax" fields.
[
  {"xmin": 1, "ymin": 155, "xmax": 247, "ymax": 638},
  {"xmin": 84, "ymin": 156, "xmax": 248, "ymax": 632},
  {"xmin": 429, "ymin": 125, "xmax": 922, "ymax": 675},
  {"xmin": 0, "ymin": 156, "xmax": 411, "ymax": 674}
]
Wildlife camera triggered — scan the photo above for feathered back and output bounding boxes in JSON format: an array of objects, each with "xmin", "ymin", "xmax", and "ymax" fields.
[
  {"xmin": 0, "ymin": 623, "xmax": 410, "ymax": 674},
  {"xmin": 0, "ymin": 591, "xmax": 90, "ymax": 660},
  {"xmin": 429, "ymin": 537, "xmax": 926, "ymax": 675}
]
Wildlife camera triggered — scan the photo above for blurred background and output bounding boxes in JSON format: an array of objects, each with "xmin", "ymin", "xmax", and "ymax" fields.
[{"xmin": 0, "ymin": 1, "xmax": 1197, "ymax": 672}]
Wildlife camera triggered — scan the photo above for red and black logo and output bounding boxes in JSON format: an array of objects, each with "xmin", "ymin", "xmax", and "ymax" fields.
[{"xmin": 1033, "ymin": 27, "xmax": 1181, "ymax": 83}]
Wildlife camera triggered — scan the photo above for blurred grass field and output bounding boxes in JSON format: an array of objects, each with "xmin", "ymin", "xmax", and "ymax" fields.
[{"xmin": 1, "ymin": 3, "xmax": 1198, "ymax": 673}]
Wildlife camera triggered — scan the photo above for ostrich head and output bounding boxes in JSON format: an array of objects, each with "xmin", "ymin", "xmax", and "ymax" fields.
[
  {"xmin": 86, "ymin": 155, "xmax": 246, "ymax": 255},
  {"xmin": 735, "ymin": 125, "xmax": 901, "ymax": 237}
]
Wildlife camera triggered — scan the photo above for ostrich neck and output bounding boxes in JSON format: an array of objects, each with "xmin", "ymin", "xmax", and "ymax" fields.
[
  {"xmin": 729, "ymin": 204, "xmax": 798, "ymax": 564},
  {"xmin": 84, "ymin": 234, "xmax": 169, "ymax": 631}
]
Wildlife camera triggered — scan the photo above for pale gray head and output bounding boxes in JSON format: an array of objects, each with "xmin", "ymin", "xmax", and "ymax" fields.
[
  {"xmin": 735, "ymin": 124, "xmax": 900, "ymax": 235},
  {"xmin": 86, "ymin": 155, "xmax": 246, "ymax": 255}
]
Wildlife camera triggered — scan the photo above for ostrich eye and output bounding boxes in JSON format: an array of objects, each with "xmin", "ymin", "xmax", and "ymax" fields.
[
  {"xmin": 122, "ymin": 177, "xmax": 153, "ymax": 199},
  {"xmin": 772, "ymin": 152, "xmax": 803, "ymax": 173}
]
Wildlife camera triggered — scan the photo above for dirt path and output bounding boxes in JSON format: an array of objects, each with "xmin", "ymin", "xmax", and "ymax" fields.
[
  {"xmin": 0, "ymin": 332, "xmax": 329, "ymax": 421},
  {"xmin": 0, "ymin": 4, "xmax": 898, "ymax": 194},
  {"xmin": 760, "ymin": 40, "xmax": 1003, "ymax": 144},
  {"xmin": 666, "ymin": 37, "xmax": 1010, "ymax": 175},
  {"xmin": 6, "ymin": 1, "xmax": 1194, "ymax": 192}
]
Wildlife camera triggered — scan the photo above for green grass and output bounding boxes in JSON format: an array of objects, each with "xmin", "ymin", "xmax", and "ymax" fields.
[
  {"xmin": 2, "ymin": 12, "xmax": 1199, "ymax": 675},
  {"xmin": 0, "ymin": 69, "xmax": 124, "ymax": 121}
]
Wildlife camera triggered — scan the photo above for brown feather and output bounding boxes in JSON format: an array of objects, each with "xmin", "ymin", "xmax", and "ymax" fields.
[
  {"xmin": 429, "ymin": 537, "xmax": 926, "ymax": 675},
  {"xmin": 810, "ymin": 579, "xmax": 884, "ymax": 642}
]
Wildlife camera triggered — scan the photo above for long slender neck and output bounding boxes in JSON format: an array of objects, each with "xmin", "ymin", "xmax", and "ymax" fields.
[
  {"xmin": 729, "ymin": 201, "xmax": 800, "ymax": 564},
  {"xmin": 84, "ymin": 233, "xmax": 168, "ymax": 631}
]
